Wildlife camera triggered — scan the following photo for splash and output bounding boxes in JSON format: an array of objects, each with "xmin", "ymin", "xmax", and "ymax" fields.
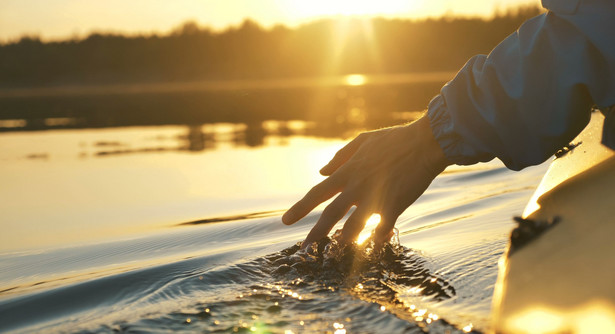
[{"xmin": 268, "ymin": 229, "xmax": 456, "ymax": 303}]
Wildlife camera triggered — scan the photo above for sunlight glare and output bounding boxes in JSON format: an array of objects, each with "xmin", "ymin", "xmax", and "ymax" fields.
[
  {"xmin": 324, "ymin": 17, "xmax": 381, "ymax": 84},
  {"xmin": 507, "ymin": 308, "xmax": 563, "ymax": 333},
  {"xmin": 357, "ymin": 213, "xmax": 381, "ymax": 244},
  {"xmin": 504, "ymin": 302, "xmax": 615, "ymax": 333},
  {"xmin": 290, "ymin": 0, "xmax": 417, "ymax": 17},
  {"xmin": 345, "ymin": 74, "xmax": 367, "ymax": 86}
]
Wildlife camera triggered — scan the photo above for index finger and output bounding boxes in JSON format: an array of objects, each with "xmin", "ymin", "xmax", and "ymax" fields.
[
  {"xmin": 282, "ymin": 175, "xmax": 343, "ymax": 225},
  {"xmin": 319, "ymin": 132, "xmax": 368, "ymax": 176}
]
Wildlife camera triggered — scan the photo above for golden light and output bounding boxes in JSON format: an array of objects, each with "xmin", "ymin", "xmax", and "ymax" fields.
[
  {"xmin": 507, "ymin": 308, "xmax": 564, "ymax": 333},
  {"xmin": 414, "ymin": 309, "xmax": 427, "ymax": 317},
  {"xmin": 321, "ymin": 17, "xmax": 381, "ymax": 83},
  {"xmin": 357, "ymin": 213, "xmax": 381, "ymax": 244},
  {"xmin": 503, "ymin": 302, "xmax": 615, "ymax": 333},
  {"xmin": 289, "ymin": 0, "xmax": 418, "ymax": 18},
  {"xmin": 345, "ymin": 74, "xmax": 367, "ymax": 86}
]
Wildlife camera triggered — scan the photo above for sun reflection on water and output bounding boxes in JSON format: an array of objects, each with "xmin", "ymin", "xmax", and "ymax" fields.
[{"xmin": 344, "ymin": 74, "xmax": 367, "ymax": 86}]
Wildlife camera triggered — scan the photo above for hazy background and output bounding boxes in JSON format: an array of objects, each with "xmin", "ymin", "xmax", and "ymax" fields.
[
  {"xmin": 1, "ymin": 0, "xmax": 536, "ymax": 42},
  {"xmin": 0, "ymin": 2, "xmax": 542, "ymax": 134},
  {"xmin": 0, "ymin": 0, "xmax": 543, "ymax": 250}
]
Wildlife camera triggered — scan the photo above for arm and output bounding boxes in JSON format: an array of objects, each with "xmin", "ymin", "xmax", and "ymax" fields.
[
  {"xmin": 429, "ymin": 0, "xmax": 615, "ymax": 170},
  {"xmin": 284, "ymin": 0, "xmax": 615, "ymax": 246}
]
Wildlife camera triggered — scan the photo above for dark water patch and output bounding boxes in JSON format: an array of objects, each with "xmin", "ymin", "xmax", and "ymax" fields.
[
  {"xmin": 25, "ymin": 152, "xmax": 49, "ymax": 159},
  {"xmin": 95, "ymin": 146, "xmax": 177, "ymax": 156},
  {"xmin": 93, "ymin": 141, "xmax": 124, "ymax": 147},
  {"xmin": 179, "ymin": 210, "xmax": 285, "ymax": 226}
]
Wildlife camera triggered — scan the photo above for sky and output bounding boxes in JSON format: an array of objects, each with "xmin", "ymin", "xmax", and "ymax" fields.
[{"xmin": 0, "ymin": 0, "xmax": 535, "ymax": 42}]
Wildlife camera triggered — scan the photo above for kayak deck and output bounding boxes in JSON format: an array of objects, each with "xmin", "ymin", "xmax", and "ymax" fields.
[{"xmin": 492, "ymin": 112, "xmax": 615, "ymax": 333}]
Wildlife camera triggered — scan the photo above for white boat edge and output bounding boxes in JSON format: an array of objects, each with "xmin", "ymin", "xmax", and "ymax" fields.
[{"xmin": 491, "ymin": 111, "xmax": 615, "ymax": 334}]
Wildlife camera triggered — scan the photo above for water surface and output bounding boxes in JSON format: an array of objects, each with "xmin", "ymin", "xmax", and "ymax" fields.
[{"xmin": 0, "ymin": 124, "xmax": 549, "ymax": 333}]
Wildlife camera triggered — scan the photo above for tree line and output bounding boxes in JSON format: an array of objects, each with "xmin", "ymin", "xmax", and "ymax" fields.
[{"xmin": 0, "ymin": 6, "xmax": 542, "ymax": 89}]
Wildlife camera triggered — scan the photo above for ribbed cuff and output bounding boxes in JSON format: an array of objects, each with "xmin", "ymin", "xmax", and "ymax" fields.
[{"xmin": 426, "ymin": 94, "xmax": 492, "ymax": 165}]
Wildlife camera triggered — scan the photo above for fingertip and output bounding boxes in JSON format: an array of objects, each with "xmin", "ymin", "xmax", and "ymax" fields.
[
  {"xmin": 319, "ymin": 161, "xmax": 332, "ymax": 172},
  {"xmin": 281, "ymin": 211, "xmax": 295, "ymax": 225}
]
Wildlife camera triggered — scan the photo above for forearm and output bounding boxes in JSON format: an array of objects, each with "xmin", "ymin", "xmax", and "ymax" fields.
[{"xmin": 428, "ymin": 0, "xmax": 615, "ymax": 170}]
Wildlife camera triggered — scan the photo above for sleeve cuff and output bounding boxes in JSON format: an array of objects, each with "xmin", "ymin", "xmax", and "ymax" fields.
[{"xmin": 427, "ymin": 94, "xmax": 495, "ymax": 166}]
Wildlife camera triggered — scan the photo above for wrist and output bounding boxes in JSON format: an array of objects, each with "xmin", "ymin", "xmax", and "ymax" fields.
[{"xmin": 414, "ymin": 115, "xmax": 452, "ymax": 173}]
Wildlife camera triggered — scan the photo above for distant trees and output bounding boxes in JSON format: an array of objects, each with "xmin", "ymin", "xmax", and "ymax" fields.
[{"xmin": 0, "ymin": 5, "xmax": 543, "ymax": 89}]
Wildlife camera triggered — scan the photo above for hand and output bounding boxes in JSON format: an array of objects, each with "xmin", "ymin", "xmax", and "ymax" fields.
[{"xmin": 283, "ymin": 115, "xmax": 451, "ymax": 248}]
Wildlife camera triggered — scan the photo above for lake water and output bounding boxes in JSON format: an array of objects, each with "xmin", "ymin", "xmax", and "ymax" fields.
[{"xmin": 0, "ymin": 123, "xmax": 550, "ymax": 333}]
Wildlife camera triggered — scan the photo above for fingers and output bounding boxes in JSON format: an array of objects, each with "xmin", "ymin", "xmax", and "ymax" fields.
[
  {"xmin": 282, "ymin": 175, "xmax": 343, "ymax": 225},
  {"xmin": 300, "ymin": 192, "xmax": 354, "ymax": 248},
  {"xmin": 373, "ymin": 213, "xmax": 398, "ymax": 244},
  {"xmin": 338, "ymin": 204, "xmax": 374, "ymax": 245},
  {"xmin": 320, "ymin": 133, "xmax": 368, "ymax": 176}
]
